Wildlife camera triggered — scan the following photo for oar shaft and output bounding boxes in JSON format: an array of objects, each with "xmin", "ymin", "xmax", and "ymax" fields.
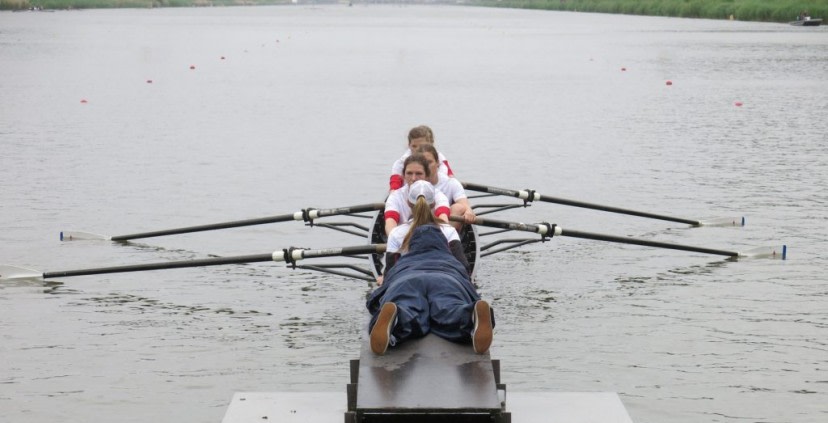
[
  {"xmin": 110, "ymin": 203, "xmax": 384, "ymax": 241},
  {"xmin": 43, "ymin": 254, "xmax": 275, "ymax": 278},
  {"xmin": 111, "ymin": 217, "xmax": 296, "ymax": 241},
  {"xmin": 39, "ymin": 244, "xmax": 386, "ymax": 280},
  {"xmin": 288, "ymin": 244, "xmax": 387, "ymax": 260},
  {"xmin": 450, "ymin": 215, "xmax": 549, "ymax": 235},
  {"xmin": 559, "ymin": 229, "xmax": 739, "ymax": 258},
  {"xmin": 455, "ymin": 215, "xmax": 739, "ymax": 258},
  {"xmin": 462, "ymin": 182, "xmax": 701, "ymax": 226}
]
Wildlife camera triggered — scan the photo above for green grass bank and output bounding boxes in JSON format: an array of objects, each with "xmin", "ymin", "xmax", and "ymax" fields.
[{"xmin": 469, "ymin": 0, "xmax": 827, "ymax": 24}]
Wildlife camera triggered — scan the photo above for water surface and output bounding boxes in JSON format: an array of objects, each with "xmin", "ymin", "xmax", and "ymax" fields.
[{"xmin": 1, "ymin": 5, "xmax": 826, "ymax": 423}]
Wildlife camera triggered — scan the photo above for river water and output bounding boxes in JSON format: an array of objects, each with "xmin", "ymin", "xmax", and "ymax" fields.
[{"xmin": 1, "ymin": 5, "xmax": 826, "ymax": 423}]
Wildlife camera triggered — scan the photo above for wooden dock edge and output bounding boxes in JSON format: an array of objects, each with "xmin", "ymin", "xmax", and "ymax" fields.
[{"xmin": 222, "ymin": 391, "xmax": 634, "ymax": 423}]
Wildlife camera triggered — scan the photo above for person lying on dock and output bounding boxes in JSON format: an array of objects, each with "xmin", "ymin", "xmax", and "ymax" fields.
[
  {"xmin": 384, "ymin": 154, "xmax": 450, "ymax": 237},
  {"xmin": 367, "ymin": 182, "xmax": 493, "ymax": 356},
  {"xmin": 388, "ymin": 125, "xmax": 454, "ymax": 191},
  {"xmin": 416, "ymin": 143, "xmax": 475, "ymax": 231}
]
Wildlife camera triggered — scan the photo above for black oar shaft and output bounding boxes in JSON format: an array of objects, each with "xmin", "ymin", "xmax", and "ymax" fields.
[
  {"xmin": 462, "ymin": 182, "xmax": 701, "ymax": 226},
  {"xmin": 111, "ymin": 217, "xmax": 296, "ymax": 241},
  {"xmin": 455, "ymin": 215, "xmax": 739, "ymax": 258},
  {"xmin": 40, "ymin": 244, "xmax": 386, "ymax": 279},
  {"xmin": 297, "ymin": 244, "xmax": 386, "ymax": 259},
  {"xmin": 559, "ymin": 229, "xmax": 738, "ymax": 258},
  {"xmin": 43, "ymin": 254, "xmax": 275, "ymax": 278},
  {"xmin": 451, "ymin": 215, "xmax": 549, "ymax": 235},
  {"xmin": 110, "ymin": 203, "xmax": 384, "ymax": 241}
]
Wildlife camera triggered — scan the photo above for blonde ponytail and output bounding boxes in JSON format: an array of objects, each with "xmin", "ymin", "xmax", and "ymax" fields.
[{"xmin": 402, "ymin": 196, "xmax": 441, "ymax": 252}]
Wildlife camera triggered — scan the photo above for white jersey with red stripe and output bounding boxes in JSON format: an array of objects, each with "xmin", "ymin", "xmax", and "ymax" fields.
[
  {"xmin": 386, "ymin": 222, "xmax": 460, "ymax": 254},
  {"xmin": 384, "ymin": 184, "xmax": 451, "ymax": 224},
  {"xmin": 435, "ymin": 173, "xmax": 466, "ymax": 204},
  {"xmin": 389, "ymin": 149, "xmax": 453, "ymax": 190}
]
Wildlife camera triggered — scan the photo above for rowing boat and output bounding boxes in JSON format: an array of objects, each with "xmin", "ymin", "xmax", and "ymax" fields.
[
  {"xmin": 2, "ymin": 179, "xmax": 785, "ymax": 423},
  {"xmin": 789, "ymin": 18, "xmax": 822, "ymax": 26},
  {"xmin": 216, "ymin": 195, "xmax": 634, "ymax": 422}
]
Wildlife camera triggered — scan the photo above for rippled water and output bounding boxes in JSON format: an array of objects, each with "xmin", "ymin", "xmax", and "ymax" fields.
[{"xmin": 1, "ymin": 5, "xmax": 826, "ymax": 423}]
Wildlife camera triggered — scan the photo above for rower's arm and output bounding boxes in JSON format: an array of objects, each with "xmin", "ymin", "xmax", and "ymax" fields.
[
  {"xmin": 389, "ymin": 174, "xmax": 404, "ymax": 190},
  {"xmin": 385, "ymin": 218, "xmax": 398, "ymax": 237},
  {"xmin": 376, "ymin": 252, "xmax": 401, "ymax": 286},
  {"xmin": 453, "ymin": 198, "xmax": 476, "ymax": 223},
  {"xmin": 448, "ymin": 240, "xmax": 471, "ymax": 275},
  {"xmin": 383, "ymin": 252, "xmax": 399, "ymax": 274},
  {"xmin": 436, "ymin": 208, "xmax": 450, "ymax": 223}
]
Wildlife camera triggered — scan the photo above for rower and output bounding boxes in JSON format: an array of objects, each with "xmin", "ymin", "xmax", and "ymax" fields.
[
  {"xmin": 384, "ymin": 154, "xmax": 450, "ymax": 237},
  {"xmin": 388, "ymin": 125, "xmax": 454, "ymax": 191},
  {"xmin": 383, "ymin": 180, "xmax": 471, "ymax": 277},
  {"xmin": 416, "ymin": 143, "xmax": 475, "ymax": 231}
]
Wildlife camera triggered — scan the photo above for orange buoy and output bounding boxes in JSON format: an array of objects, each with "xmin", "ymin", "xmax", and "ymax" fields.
[{"xmin": 666, "ymin": 80, "xmax": 673, "ymax": 86}]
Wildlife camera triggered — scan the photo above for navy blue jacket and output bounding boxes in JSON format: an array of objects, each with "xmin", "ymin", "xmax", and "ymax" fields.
[{"xmin": 366, "ymin": 225, "xmax": 479, "ymax": 316}]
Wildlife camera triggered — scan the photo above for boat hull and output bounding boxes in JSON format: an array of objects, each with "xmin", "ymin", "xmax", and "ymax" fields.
[{"xmin": 790, "ymin": 18, "xmax": 822, "ymax": 26}]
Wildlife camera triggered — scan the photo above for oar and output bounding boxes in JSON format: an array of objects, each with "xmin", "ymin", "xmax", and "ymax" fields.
[
  {"xmin": 450, "ymin": 215, "xmax": 786, "ymax": 260},
  {"xmin": 0, "ymin": 244, "xmax": 386, "ymax": 281},
  {"xmin": 461, "ymin": 182, "xmax": 743, "ymax": 227},
  {"xmin": 60, "ymin": 203, "xmax": 385, "ymax": 241}
]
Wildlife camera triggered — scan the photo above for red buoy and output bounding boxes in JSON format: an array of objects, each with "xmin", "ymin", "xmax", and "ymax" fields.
[
  {"xmin": 666, "ymin": 80, "xmax": 673, "ymax": 86},
  {"xmin": 146, "ymin": 79, "xmax": 153, "ymax": 84},
  {"xmin": 80, "ymin": 99, "xmax": 88, "ymax": 104},
  {"xmin": 734, "ymin": 101, "xmax": 743, "ymax": 107},
  {"xmin": 189, "ymin": 65, "xmax": 196, "ymax": 70},
  {"xmin": 220, "ymin": 56, "xmax": 226, "ymax": 60},
  {"xmin": 621, "ymin": 67, "xmax": 627, "ymax": 72}
]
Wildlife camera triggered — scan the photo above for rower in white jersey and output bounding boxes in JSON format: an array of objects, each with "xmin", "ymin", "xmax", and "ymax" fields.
[
  {"xmin": 416, "ymin": 143, "xmax": 475, "ymax": 231},
  {"xmin": 386, "ymin": 181, "xmax": 466, "ymax": 259},
  {"xmin": 388, "ymin": 125, "xmax": 454, "ymax": 191},
  {"xmin": 384, "ymin": 154, "xmax": 451, "ymax": 237},
  {"xmin": 378, "ymin": 180, "xmax": 469, "ymax": 287}
]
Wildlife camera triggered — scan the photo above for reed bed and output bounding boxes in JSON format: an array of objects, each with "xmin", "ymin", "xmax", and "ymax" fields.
[{"xmin": 472, "ymin": 0, "xmax": 828, "ymax": 23}]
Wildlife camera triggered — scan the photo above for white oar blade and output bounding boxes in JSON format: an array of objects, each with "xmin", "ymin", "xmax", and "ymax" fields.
[
  {"xmin": 738, "ymin": 245, "xmax": 787, "ymax": 260},
  {"xmin": 698, "ymin": 216, "xmax": 745, "ymax": 227},
  {"xmin": 60, "ymin": 231, "xmax": 111, "ymax": 241},
  {"xmin": 0, "ymin": 265, "xmax": 43, "ymax": 281}
]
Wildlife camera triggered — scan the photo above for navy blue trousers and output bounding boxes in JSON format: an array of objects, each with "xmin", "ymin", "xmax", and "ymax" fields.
[{"xmin": 374, "ymin": 271, "xmax": 476, "ymax": 344}]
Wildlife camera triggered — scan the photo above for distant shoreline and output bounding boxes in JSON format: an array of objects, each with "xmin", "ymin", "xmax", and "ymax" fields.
[{"xmin": 2, "ymin": 0, "xmax": 826, "ymax": 24}]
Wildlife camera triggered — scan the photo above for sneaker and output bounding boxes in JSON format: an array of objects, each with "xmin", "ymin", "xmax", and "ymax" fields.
[
  {"xmin": 472, "ymin": 300, "xmax": 493, "ymax": 354},
  {"xmin": 370, "ymin": 302, "xmax": 397, "ymax": 355}
]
